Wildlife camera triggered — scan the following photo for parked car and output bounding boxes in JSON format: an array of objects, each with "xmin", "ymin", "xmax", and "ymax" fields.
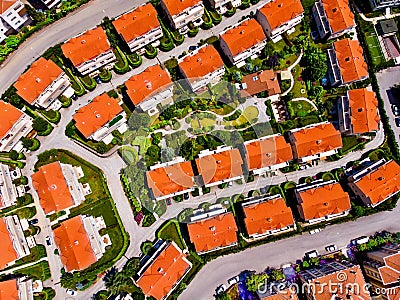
[
  {"xmin": 396, "ymin": 118, "xmax": 400, "ymax": 127},
  {"xmin": 228, "ymin": 275, "xmax": 240, "ymax": 286},
  {"xmin": 28, "ymin": 219, "xmax": 38, "ymax": 225},
  {"xmin": 45, "ymin": 236, "xmax": 52, "ymax": 246},
  {"xmin": 66, "ymin": 289, "xmax": 76, "ymax": 296},
  {"xmin": 189, "ymin": 45, "xmax": 198, "ymax": 51},
  {"xmin": 392, "ymin": 105, "xmax": 400, "ymax": 116},
  {"xmin": 305, "ymin": 250, "xmax": 318, "ymax": 258},
  {"xmin": 260, "ymin": 187, "xmax": 267, "ymax": 194},
  {"xmin": 309, "ymin": 228, "xmax": 321, "ymax": 235},
  {"xmin": 184, "ymin": 193, "xmax": 189, "ymax": 200},
  {"xmin": 166, "ymin": 198, "xmax": 172, "ymax": 206},
  {"xmin": 216, "ymin": 284, "xmax": 227, "ymax": 295},
  {"xmin": 325, "ymin": 244, "xmax": 337, "ymax": 252}
]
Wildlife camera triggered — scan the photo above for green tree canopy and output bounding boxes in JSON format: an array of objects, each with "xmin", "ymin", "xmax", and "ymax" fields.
[
  {"xmin": 303, "ymin": 44, "xmax": 327, "ymax": 81},
  {"xmin": 245, "ymin": 273, "xmax": 269, "ymax": 293}
]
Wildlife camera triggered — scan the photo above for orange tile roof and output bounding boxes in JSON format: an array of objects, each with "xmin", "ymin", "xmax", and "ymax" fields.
[
  {"xmin": 113, "ymin": 4, "xmax": 160, "ymax": 44},
  {"xmin": 196, "ymin": 148, "xmax": 243, "ymax": 185},
  {"xmin": 61, "ymin": 27, "xmax": 111, "ymax": 67},
  {"xmin": 53, "ymin": 216, "xmax": 97, "ymax": 272},
  {"xmin": 258, "ymin": 0, "xmax": 304, "ymax": 31},
  {"xmin": 240, "ymin": 70, "xmax": 281, "ymax": 96},
  {"xmin": 0, "ymin": 218, "xmax": 18, "ymax": 270},
  {"xmin": 297, "ymin": 182, "xmax": 351, "ymax": 221},
  {"xmin": 245, "ymin": 135, "xmax": 293, "ymax": 171},
  {"xmin": 146, "ymin": 161, "xmax": 195, "ymax": 198},
  {"xmin": 179, "ymin": 45, "xmax": 224, "ymax": 79},
  {"xmin": 243, "ymin": 197, "xmax": 294, "ymax": 236},
  {"xmin": 348, "ymin": 88, "xmax": 379, "ymax": 134},
  {"xmin": 388, "ymin": 287, "xmax": 400, "ymax": 300},
  {"xmin": 373, "ymin": 252, "xmax": 400, "ymax": 286},
  {"xmin": 291, "ymin": 123, "xmax": 342, "ymax": 159},
  {"xmin": 322, "ymin": 0, "xmax": 355, "ymax": 34},
  {"xmin": 125, "ymin": 64, "xmax": 173, "ymax": 106},
  {"xmin": 0, "ymin": 280, "xmax": 18, "ymax": 300},
  {"xmin": 73, "ymin": 93, "xmax": 123, "ymax": 139},
  {"xmin": 187, "ymin": 212, "xmax": 238, "ymax": 253},
  {"xmin": 31, "ymin": 161, "xmax": 74, "ymax": 214},
  {"xmin": 221, "ymin": 19, "xmax": 266, "ymax": 57},
  {"xmin": 162, "ymin": 0, "xmax": 202, "ymax": 16},
  {"xmin": 14, "ymin": 57, "xmax": 63, "ymax": 104},
  {"xmin": 354, "ymin": 160, "xmax": 400, "ymax": 206},
  {"xmin": 0, "ymin": 100, "xmax": 23, "ymax": 140},
  {"xmin": 137, "ymin": 242, "xmax": 191, "ymax": 300},
  {"xmin": 334, "ymin": 38, "xmax": 368, "ymax": 84},
  {"xmin": 0, "ymin": 0, "xmax": 16, "ymax": 14},
  {"xmin": 306, "ymin": 265, "xmax": 370, "ymax": 300}
]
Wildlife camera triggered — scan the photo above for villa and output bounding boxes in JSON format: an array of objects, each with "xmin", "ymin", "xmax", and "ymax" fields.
[
  {"xmin": 61, "ymin": 26, "xmax": 116, "ymax": 76},
  {"xmin": 209, "ymin": 0, "xmax": 241, "ymax": 15},
  {"xmin": 0, "ymin": 0, "xmax": 31, "ymax": 43},
  {"xmin": 0, "ymin": 278, "xmax": 35, "ymax": 300},
  {"xmin": 14, "ymin": 57, "xmax": 72, "ymax": 110},
  {"xmin": 239, "ymin": 70, "xmax": 281, "ymax": 97},
  {"xmin": 295, "ymin": 180, "xmax": 351, "ymax": 224},
  {"xmin": 73, "ymin": 93, "xmax": 126, "ymax": 144}
]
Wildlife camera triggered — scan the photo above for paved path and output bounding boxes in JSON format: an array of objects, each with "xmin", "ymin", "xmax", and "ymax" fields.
[{"xmin": 281, "ymin": 52, "xmax": 303, "ymax": 97}]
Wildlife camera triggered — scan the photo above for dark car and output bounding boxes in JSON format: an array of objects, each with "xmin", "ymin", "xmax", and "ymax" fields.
[
  {"xmin": 166, "ymin": 198, "xmax": 172, "ymax": 206},
  {"xmin": 396, "ymin": 118, "xmax": 400, "ymax": 127},
  {"xmin": 94, "ymin": 77, "xmax": 102, "ymax": 84},
  {"xmin": 28, "ymin": 219, "xmax": 38, "ymax": 225},
  {"xmin": 45, "ymin": 236, "xmax": 52, "ymax": 246},
  {"xmin": 184, "ymin": 193, "xmax": 189, "ymax": 200},
  {"xmin": 189, "ymin": 45, "xmax": 198, "ymax": 51}
]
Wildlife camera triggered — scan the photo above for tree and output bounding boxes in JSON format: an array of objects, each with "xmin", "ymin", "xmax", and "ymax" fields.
[
  {"xmin": 131, "ymin": 291, "xmax": 145, "ymax": 300},
  {"xmin": 65, "ymin": 122, "xmax": 76, "ymax": 137},
  {"xmin": 32, "ymin": 117, "xmax": 49, "ymax": 133},
  {"xmin": 104, "ymin": 267, "xmax": 132, "ymax": 296},
  {"xmin": 9, "ymin": 150, "xmax": 19, "ymax": 161},
  {"xmin": 179, "ymin": 139, "xmax": 198, "ymax": 160},
  {"xmin": 128, "ymin": 112, "xmax": 151, "ymax": 130},
  {"xmin": 353, "ymin": 206, "xmax": 365, "ymax": 217},
  {"xmin": 25, "ymin": 4, "xmax": 46, "ymax": 23},
  {"xmin": 245, "ymin": 273, "xmax": 269, "ymax": 293},
  {"xmin": 60, "ymin": 272, "xmax": 75, "ymax": 289},
  {"xmin": 303, "ymin": 44, "xmax": 327, "ymax": 81},
  {"xmin": 21, "ymin": 137, "xmax": 33, "ymax": 149},
  {"xmin": 123, "ymin": 257, "xmax": 140, "ymax": 278},
  {"xmin": 262, "ymin": 42, "xmax": 275, "ymax": 58},
  {"xmin": 9, "ymin": 94, "xmax": 23, "ymax": 109},
  {"xmin": 267, "ymin": 54, "xmax": 279, "ymax": 69},
  {"xmin": 216, "ymin": 291, "xmax": 231, "ymax": 300},
  {"xmin": 4, "ymin": 36, "xmax": 20, "ymax": 50}
]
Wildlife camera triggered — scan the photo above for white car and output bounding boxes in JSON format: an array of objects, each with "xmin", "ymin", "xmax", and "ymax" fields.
[
  {"xmin": 305, "ymin": 250, "xmax": 319, "ymax": 259},
  {"xmin": 325, "ymin": 244, "xmax": 337, "ymax": 252},
  {"xmin": 309, "ymin": 228, "xmax": 321, "ymax": 235},
  {"xmin": 216, "ymin": 284, "xmax": 227, "ymax": 295},
  {"xmin": 66, "ymin": 289, "xmax": 76, "ymax": 296},
  {"xmin": 228, "ymin": 275, "xmax": 240, "ymax": 285}
]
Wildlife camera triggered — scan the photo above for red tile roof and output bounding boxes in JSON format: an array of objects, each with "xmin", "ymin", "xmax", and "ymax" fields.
[
  {"xmin": 290, "ymin": 123, "xmax": 342, "ymax": 159},
  {"xmin": 0, "ymin": 218, "xmax": 18, "ymax": 270},
  {"xmin": 61, "ymin": 27, "xmax": 111, "ymax": 67},
  {"xmin": 258, "ymin": 0, "xmax": 304, "ymax": 31},
  {"xmin": 378, "ymin": 253, "xmax": 400, "ymax": 286},
  {"xmin": 195, "ymin": 148, "xmax": 243, "ymax": 185},
  {"xmin": 73, "ymin": 93, "xmax": 123, "ymax": 139},
  {"xmin": 162, "ymin": 0, "xmax": 202, "ymax": 16},
  {"xmin": 137, "ymin": 242, "xmax": 191, "ymax": 300},
  {"xmin": 125, "ymin": 64, "xmax": 173, "ymax": 106},
  {"xmin": 187, "ymin": 212, "xmax": 238, "ymax": 253},
  {"xmin": 0, "ymin": 280, "xmax": 18, "ymax": 300},
  {"xmin": 334, "ymin": 38, "xmax": 368, "ymax": 84},
  {"xmin": 322, "ymin": 0, "xmax": 355, "ymax": 35},
  {"xmin": 113, "ymin": 4, "xmax": 160, "ymax": 44},
  {"xmin": 353, "ymin": 160, "xmax": 400, "ymax": 206},
  {"xmin": 14, "ymin": 57, "xmax": 63, "ymax": 104},
  {"xmin": 243, "ymin": 197, "xmax": 294, "ymax": 236},
  {"xmin": 53, "ymin": 216, "xmax": 97, "ymax": 272},
  {"xmin": 220, "ymin": 19, "xmax": 266, "ymax": 57},
  {"xmin": 31, "ymin": 161, "xmax": 74, "ymax": 214},
  {"xmin": 348, "ymin": 88, "xmax": 379, "ymax": 134},
  {"xmin": 0, "ymin": 100, "xmax": 23, "ymax": 140},
  {"xmin": 297, "ymin": 182, "xmax": 351, "ymax": 221},
  {"xmin": 245, "ymin": 135, "xmax": 293, "ymax": 171},
  {"xmin": 240, "ymin": 70, "xmax": 281, "ymax": 96},
  {"xmin": 146, "ymin": 161, "xmax": 195, "ymax": 198},
  {"xmin": 179, "ymin": 45, "xmax": 224, "ymax": 79}
]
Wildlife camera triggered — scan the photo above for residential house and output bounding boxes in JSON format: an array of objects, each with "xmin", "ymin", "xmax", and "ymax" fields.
[
  {"xmin": 299, "ymin": 261, "xmax": 370, "ymax": 300},
  {"xmin": 0, "ymin": 163, "xmax": 19, "ymax": 208},
  {"xmin": 376, "ymin": 19, "xmax": 400, "ymax": 64},
  {"xmin": 312, "ymin": 0, "xmax": 355, "ymax": 40},
  {"xmin": 160, "ymin": 0, "xmax": 204, "ymax": 34},
  {"xmin": 0, "ymin": 278, "xmax": 35, "ymax": 300},
  {"xmin": 347, "ymin": 159, "xmax": 400, "ymax": 208},
  {"xmin": 136, "ymin": 241, "xmax": 192, "ymax": 300},
  {"xmin": 0, "ymin": 215, "xmax": 30, "ymax": 270},
  {"xmin": 256, "ymin": 0, "xmax": 304, "ymax": 41},
  {"xmin": 32, "ymin": 161, "xmax": 86, "ymax": 215},
  {"xmin": 241, "ymin": 194, "xmax": 296, "ymax": 239},
  {"xmin": 112, "ymin": 4, "xmax": 162, "ymax": 54},
  {"xmin": 73, "ymin": 93, "xmax": 126, "ymax": 143},
  {"xmin": 187, "ymin": 205, "xmax": 238, "ymax": 254},
  {"xmin": 338, "ymin": 87, "xmax": 380, "ymax": 135},
  {"xmin": 243, "ymin": 134, "xmax": 293, "ymax": 175},
  {"xmin": 295, "ymin": 180, "xmax": 351, "ymax": 224},
  {"xmin": 27, "ymin": 0, "xmax": 62, "ymax": 10},
  {"xmin": 208, "ymin": 0, "xmax": 242, "ymax": 15},
  {"xmin": 0, "ymin": 100, "xmax": 33, "ymax": 153},
  {"xmin": 125, "ymin": 64, "xmax": 173, "ymax": 113},
  {"xmin": 362, "ymin": 243, "xmax": 400, "ymax": 299},
  {"xmin": 239, "ymin": 70, "xmax": 281, "ymax": 97},
  {"xmin": 53, "ymin": 215, "xmax": 98, "ymax": 272},
  {"xmin": 219, "ymin": 18, "xmax": 267, "ymax": 67},
  {"xmin": 146, "ymin": 157, "xmax": 195, "ymax": 200},
  {"xmin": 14, "ymin": 57, "xmax": 72, "ymax": 110},
  {"xmin": 178, "ymin": 45, "xmax": 225, "ymax": 92},
  {"xmin": 195, "ymin": 146, "xmax": 244, "ymax": 188},
  {"xmin": 288, "ymin": 122, "xmax": 342, "ymax": 163},
  {"xmin": 0, "ymin": 0, "xmax": 31, "ymax": 43},
  {"xmin": 369, "ymin": 0, "xmax": 400, "ymax": 11},
  {"xmin": 328, "ymin": 38, "xmax": 369, "ymax": 86},
  {"xmin": 61, "ymin": 27, "xmax": 116, "ymax": 77}
]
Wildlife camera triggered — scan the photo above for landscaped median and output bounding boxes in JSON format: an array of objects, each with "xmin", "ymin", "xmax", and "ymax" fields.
[{"xmin": 113, "ymin": 46, "xmax": 130, "ymax": 74}]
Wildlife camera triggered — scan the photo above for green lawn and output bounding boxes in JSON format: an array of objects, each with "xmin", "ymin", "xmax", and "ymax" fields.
[
  {"xmin": 365, "ymin": 33, "xmax": 385, "ymax": 67},
  {"xmin": 291, "ymin": 65, "xmax": 308, "ymax": 98},
  {"xmin": 15, "ymin": 261, "xmax": 51, "ymax": 281},
  {"xmin": 222, "ymin": 106, "xmax": 259, "ymax": 127},
  {"xmin": 190, "ymin": 117, "xmax": 216, "ymax": 129},
  {"xmin": 341, "ymin": 136, "xmax": 359, "ymax": 153},
  {"xmin": 287, "ymin": 100, "xmax": 317, "ymax": 118},
  {"xmin": 131, "ymin": 136, "xmax": 152, "ymax": 156},
  {"xmin": 157, "ymin": 220, "xmax": 186, "ymax": 250}
]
